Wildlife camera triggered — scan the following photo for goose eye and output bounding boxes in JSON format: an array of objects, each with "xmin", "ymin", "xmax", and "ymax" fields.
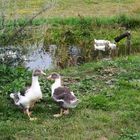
[{"xmin": 52, "ymin": 73, "xmax": 59, "ymax": 79}]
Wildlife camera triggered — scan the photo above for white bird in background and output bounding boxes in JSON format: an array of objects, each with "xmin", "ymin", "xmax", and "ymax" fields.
[
  {"xmin": 94, "ymin": 44, "xmax": 106, "ymax": 51},
  {"xmin": 94, "ymin": 39, "xmax": 110, "ymax": 46},
  {"xmin": 94, "ymin": 39, "xmax": 117, "ymax": 51},
  {"xmin": 108, "ymin": 42, "xmax": 117, "ymax": 50}
]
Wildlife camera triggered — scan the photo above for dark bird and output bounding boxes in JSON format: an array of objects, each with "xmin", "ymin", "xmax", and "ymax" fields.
[{"xmin": 47, "ymin": 73, "xmax": 79, "ymax": 117}]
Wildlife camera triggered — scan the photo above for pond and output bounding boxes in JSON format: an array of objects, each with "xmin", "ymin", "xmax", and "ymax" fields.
[
  {"xmin": 0, "ymin": 43, "xmax": 84, "ymax": 70},
  {"xmin": 0, "ymin": 40, "xmax": 129, "ymax": 70},
  {"xmin": 0, "ymin": 44, "xmax": 52, "ymax": 70}
]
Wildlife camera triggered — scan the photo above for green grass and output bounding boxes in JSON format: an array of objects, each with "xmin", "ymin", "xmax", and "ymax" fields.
[
  {"xmin": 1, "ymin": 15, "xmax": 140, "ymax": 29},
  {"xmin": 0, "ymin": 54, "xmax": 140, "ymax": 139},
  {"xmin": 0, "ymin": 0, "xmax": 140, "ymax": 18}
]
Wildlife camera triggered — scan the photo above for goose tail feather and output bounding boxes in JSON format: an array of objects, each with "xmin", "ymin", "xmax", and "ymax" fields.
[{"xmin": 10, "ymin": 92, "xmax": 20, "ymax": 105}]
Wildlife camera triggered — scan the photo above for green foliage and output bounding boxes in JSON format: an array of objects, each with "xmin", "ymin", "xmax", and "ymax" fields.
[
  {"xmin": 44, "ymin": 15, "xmax": 140, "ymax": 28},
  {"xmin": 119, "ymin": 128, "xmax": 140, "ymax": 140},
  {"xmin": 116, "ymin": 14, "xmax": 140, "ymax": 28},
  {"xmin": 0, "ymin": 65, "xmax": 29, "ymax": 94},
  {"xmin": 0, "ymin": 65, "xmax": 51, "ymax": 97}
]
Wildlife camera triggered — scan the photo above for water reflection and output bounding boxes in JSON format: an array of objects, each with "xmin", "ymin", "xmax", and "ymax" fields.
[
  {"xmin": 0, "ymin": 39, "xmax": 137, "ymax": 70},
  {"xmin": 0, "ymin": 46, "xmax": 25, "ymax": 66},
  {"xmin": 0, "ymin": 44, "xmax": 86, "ymax": 70},
  {"xmin": 0, "ymin": 44, "xmax": 53, "ymax": 70},
  {"xmin": 45, "ymin": 44, "xmax": 83, "ymax": 69},
  {"xmin": 24, "ymin": 46, "xmax": 53, "ymax": 70}
]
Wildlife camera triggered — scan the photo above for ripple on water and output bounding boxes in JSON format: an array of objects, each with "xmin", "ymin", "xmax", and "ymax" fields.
[{"xmin": 25, "ymin": 46, "xmax": 53, "ymax": 70}]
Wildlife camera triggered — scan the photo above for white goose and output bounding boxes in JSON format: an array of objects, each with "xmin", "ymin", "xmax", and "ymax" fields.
[
  {"xmin": 47, "ymin": 73, "xmax": 79, "ymax": 117},
  {"xmin": 10, "ymin": 69, "xmax": 46, "ymax": 120},
  {"xmin": 94, "ymin": 39, "xmax": 110, "ymax": 51},
  {"xmin": 108, "ymin": 42, "xmax": 117, "ymax": 50},
  {"xmin": 94, "ymin": 39, "xmax": 110, "ymax": 45}
]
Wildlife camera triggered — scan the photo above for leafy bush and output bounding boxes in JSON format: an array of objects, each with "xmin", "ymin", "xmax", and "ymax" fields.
[{"xmin": 0, "ymin": 65, "xmax": 30, "ymax": 95}]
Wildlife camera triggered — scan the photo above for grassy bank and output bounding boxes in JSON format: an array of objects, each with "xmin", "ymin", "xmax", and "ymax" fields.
[
  {"xmin": 1, "ymin": 15, "xmax": 140, "ymax": 47},
  {"xmin": 0, "ymin": 54, "xmax": 140, "ymax": 139}
]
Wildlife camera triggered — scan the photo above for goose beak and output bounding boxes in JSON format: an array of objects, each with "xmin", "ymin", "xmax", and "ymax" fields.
[
  {"xmin": 47, "ymin": 75, "xmax": 52, "ymax": 80},
  {"xmin": 41, "ymin": 71, "xmax": 46, "ymax": 75}
]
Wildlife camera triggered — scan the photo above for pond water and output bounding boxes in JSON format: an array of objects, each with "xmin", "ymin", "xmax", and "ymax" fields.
[
  {"xmin": 0, "ymin": 44, "xmax": 52, "ymax": 70},
  {"xmin": 0, "ymin": 43, "xmax": 83, "ymax": 70},
  {"xmin": 24, "ymin": 44, "xmax": 53, "ymax": 70}
]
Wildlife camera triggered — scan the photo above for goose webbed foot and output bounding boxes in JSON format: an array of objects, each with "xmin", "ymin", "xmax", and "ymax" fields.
[
  {"xmin": 29, "ymin": 117, "xmax": 37, "ymax": 121},
  {"xmin": 53, "ymin": 108, "xmax": 63, "ymax": 117},
  {"xmin": 53, "ymin": 114, "xmax": 63, "ymax": 117},
  {"xmin": 23, "ymin": 110, "xmax": 32, "ymax": 115},
  {"xmin": 25, "ymin": 108, "xmax": 37, "ymax": 121},
  {"xmin": 63, "ymin": 109, "xmax": 69, "ymax": 115}
]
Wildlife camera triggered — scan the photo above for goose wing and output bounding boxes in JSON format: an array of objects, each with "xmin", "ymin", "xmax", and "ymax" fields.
[
  {"xmin": 53, "ymin": 87, "xmax": 76, "ymax": 103},
  {"xmin": 10, "ymin": 84, "xmax": 31, "ymax": 107},
  {"xmin": 20, "ymin": 85, "xmax": 30, "ymax": 96}
]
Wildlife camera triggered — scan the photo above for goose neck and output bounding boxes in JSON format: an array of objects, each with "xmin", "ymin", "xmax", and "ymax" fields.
[
  {"xmin": 54, "ymin": 78, "xmax": 61, "ymax": 88},
  {"xmin": 51, "ymin": 78, "xmax": 61, "ymax": 96},
  {"xmin": 31, "ymin": 76, "xmax": 39, "ymax": 87}
]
